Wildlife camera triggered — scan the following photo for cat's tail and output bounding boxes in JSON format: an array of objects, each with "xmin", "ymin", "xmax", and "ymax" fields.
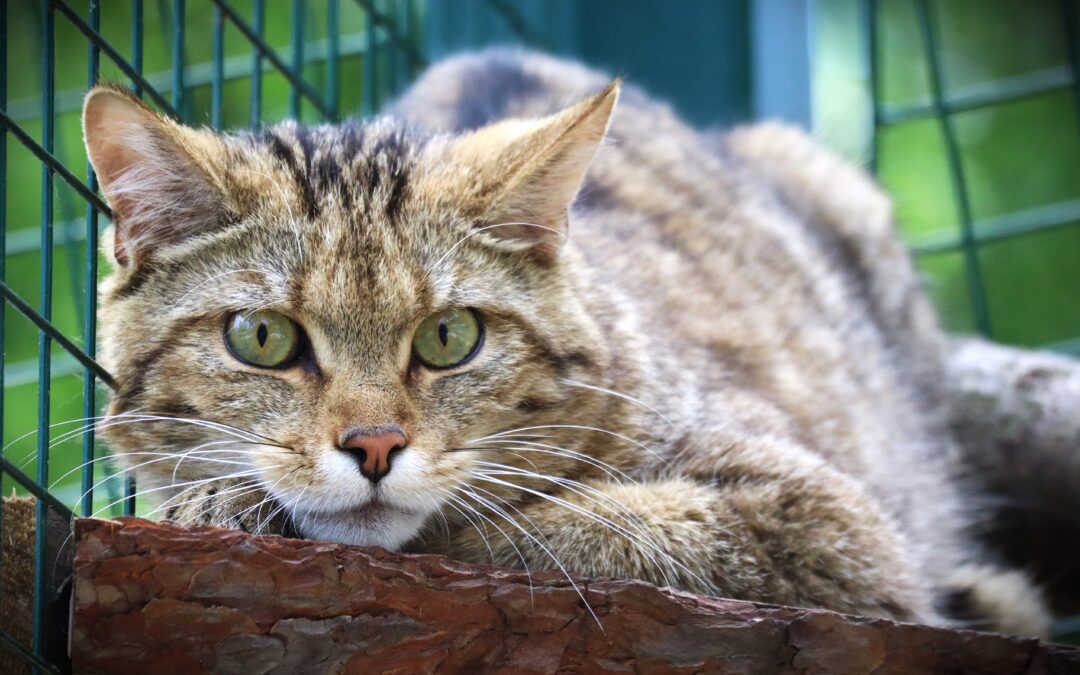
[
  {"xmin": 941, "ymin": 565, "xmax": 1052, "ymax": 638},
  {"xmin": 946, "ymin": 337, "xmax": 1080, "ymax": 629}
]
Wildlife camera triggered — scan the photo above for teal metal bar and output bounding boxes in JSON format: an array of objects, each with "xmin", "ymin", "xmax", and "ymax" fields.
[
  {"xmin": 408, "ymin": 0, "xmax": 422, "ymax": 78},
  {"xmin": 911, "ymin": 197, "xmax": 1080, "ymax": 255},
  {"xmin": 83, "ymin": 0, "xmax": 102, "ymax": 518},
  {"xmin": 0, "ymin": 456, "xmax": 75, "ymax": 521},
  {"xmin": 249, "ymin": 0, "xmax": 264, "ymax": 127},
  {"xmin": 173, "ymin": 0, "xmax": 185, "ymax": 115},
  {"xmin": 0, "ymin": 281, "xmax": 116, "ymax": 390},
  {"xmin": 485, "ymin": 0, "xmax": 543, "ymax": 47},
  {"xmin": 0, "ymin": 627, "xmax": 63, "ymax": 675},
  {"xmin": 352, "ymin": 0, "xmax": 426, "ymax": 69},
  {"xmin": 383, "ymin": 0, "xmax": 399, "ymax": 97},
  {"xmin": 0, "ymin": 0, "xmax": 7, "ymax": 576},
  {"xmin": 52, "ymin": 0, "xmax": 178, "ymax": 119},
  {"xmin": 290, "ymin": 0, "xmax": 303, "ymax": 118},
  {"xmin": 362, "ymin": 2, "xmax": 377, "ymax": 116},
  {"xmin": 132, "ymin": 0, "xmax": 143, "ymax": 96},
  {"xmin": 212, "ymin": 3, "xmax": 224, "ymax": 129},
  {"xmin": 395, "ymin": 0, "xmax": 411, "ymax": 91},
  {"xmin": 914, "ymin": 0, "xmax": 992, "ymax": 336},
  {"xmin": 33, "ymin": 1, "xmax": 56, "ymax": 664},
  {"xmin": 212, "ymin": 0, "xmax": 333, "ymax": 119},
  {"xmin": 327, "ymin": 0, "xmax": 340, "ymax": 119},
  {"xmin": 877, "ymin": 67, "xmax": 1076, "ymax": 126},
  {"xmin": 0, "ymin": 110, "xmax": 111, "ymax": 215},
  {"xmin": 1061, "ymin": 0, "xmax": 1080, "ymax": 125},
  {"xmin": 865, "ymin": 0, "xmax": 879, "ymax": 174}
]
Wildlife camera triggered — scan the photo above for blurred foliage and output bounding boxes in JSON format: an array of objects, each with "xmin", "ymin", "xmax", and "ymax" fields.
[{"xmin": 815, "ymin": 0, "xmax": 1080, "ymax": 350}]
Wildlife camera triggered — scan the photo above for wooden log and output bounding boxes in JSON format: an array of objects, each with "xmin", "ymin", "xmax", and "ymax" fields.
[{"xmin": 72, "ymin": 518, "xmax": 1080, "ymax": 675}]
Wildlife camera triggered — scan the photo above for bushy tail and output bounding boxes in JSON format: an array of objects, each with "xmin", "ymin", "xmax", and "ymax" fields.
[{"xmin": 946, "ymin": 337, "xmax": 1080, "ymax": 629}]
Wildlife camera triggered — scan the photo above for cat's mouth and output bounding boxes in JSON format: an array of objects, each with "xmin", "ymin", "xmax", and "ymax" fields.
[
  {"xmin": 289, "ymin": 496, "xmax": 429, "ymax": 550},
  {"xmin": 350, "ymin": 499, "xmax": 398, "ymax": 522}
]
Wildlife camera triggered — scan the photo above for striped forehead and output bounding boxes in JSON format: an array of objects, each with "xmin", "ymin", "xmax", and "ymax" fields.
[{"xmin": 251, "ymin": 117, "xmax": 419, "ymax": 224}]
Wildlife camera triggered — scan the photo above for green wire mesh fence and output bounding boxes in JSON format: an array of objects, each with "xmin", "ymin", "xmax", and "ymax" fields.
[
  {"xmin": 3, "ymin": 0, "xmax": 1080, "ymax": 671},
  {"xmin": 864, "ymin": 0, "xmax": 1080, "ymax": 354}
]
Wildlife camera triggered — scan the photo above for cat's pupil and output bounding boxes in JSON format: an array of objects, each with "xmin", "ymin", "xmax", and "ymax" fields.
[
  {"xmin": 257, "ymin": 323, "xmax": 269, "ymax": 348},
  {"xmin": 438, "ymin": 320, "xmax": 449, "ymax": 347}
]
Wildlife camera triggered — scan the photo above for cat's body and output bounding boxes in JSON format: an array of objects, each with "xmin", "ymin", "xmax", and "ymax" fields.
[{"xmin": 84, "ymin": 50, "xmax": 1048, "ymax": 635}]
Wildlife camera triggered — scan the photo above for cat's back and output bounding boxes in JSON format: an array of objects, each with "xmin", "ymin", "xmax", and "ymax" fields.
[
  {"xmin": 393, "ymin": 49, "xmax": 942, "ymax": 382},
  {"xmin": 394, "ymin": 51, "xmax": 955, "ymax": 501}
]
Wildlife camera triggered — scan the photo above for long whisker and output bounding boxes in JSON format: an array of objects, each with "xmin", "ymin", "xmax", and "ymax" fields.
[
  {"xmin": 232, "ymin": 467, "xmax": 300, "ymax": 530},
  {"xmin": 155, "ymin": 480, "xmax": 265, "ymax": 524},
  {"xmin": 257, "ymin": 480, "xmax": 308, "ymax": 536},
  {"xmin": 175, "ymin": 268, "xmax": 269, "ymax": 305},
  {"xmin": 99, "ymin": 410, "xmax": 291, "ymax": 447},
  {"xmin": 468, "ymin": 466, "xmax": 708, "ymax": 590},
  {"xmin": 460, "ymin": 440, "xmax": 638, "ymax": 484},
  {"xmin": 449, "ymin": 480, "xmax": 602, "ymax": 626},
  {"xmin": 90, "ymin": 467, "xmax": 277, "ymax": 519},
  {"xmin": 479, "ymin": 425, "xmax": 667, "ymax": 464},
  {"xmin": 427, "ymin": 221, "xmax": 568, "ymax": 279},
  {"xmin": 50, "ymin": 445, "xmax": 260, "ymax": 492},
  {"xmin": 68, "ymin": 443, "xmax": 276, "ymax": 512},
  {"xmin": 438, "ymin": 490, "xmax": 498, "ymax": 565},
  {"xmin": 6, "ymin": 413, "xmax": 135, "ymax": 460},
  {"xmin": 560, "ymin": 378, "xmax": 675, "ymax": 426},
  {"xmin": 442, "ymin": 483, "xmax": 535, "ymax": 600}
]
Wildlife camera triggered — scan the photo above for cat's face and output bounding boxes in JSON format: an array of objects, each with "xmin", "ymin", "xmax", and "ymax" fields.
[{"xmin": 83, "ymin": 84, "xmax": 619, "ymax": 548}]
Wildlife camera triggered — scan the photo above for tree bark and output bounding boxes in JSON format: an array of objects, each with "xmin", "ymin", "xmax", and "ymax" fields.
[{"xmin": 72, "ymin": 518, "xmax": 1079, "ymax": 675}]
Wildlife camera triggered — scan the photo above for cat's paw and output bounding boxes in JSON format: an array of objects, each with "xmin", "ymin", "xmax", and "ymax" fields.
[
  {"xmin": 468, "ymin": 478, "xmax": 726, "ymax": 594},
  {"xmin": 161, "ymin": 480, "xmax": 290, "ymax": 536}
]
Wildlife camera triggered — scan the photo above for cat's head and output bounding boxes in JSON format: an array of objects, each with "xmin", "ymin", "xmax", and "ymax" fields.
[{"xmin": 83, "ymin": 82, "xmax": 623, "ymax": 548}]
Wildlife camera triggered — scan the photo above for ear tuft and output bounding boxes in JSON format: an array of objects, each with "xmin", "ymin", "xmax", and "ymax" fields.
[
  {"xmin": 440, "ymin": 80, "xmax": 621, "ymax": 259},
  {"xmin": 83, "ymin": 85, "xmax": 227, "ymax": 265}
]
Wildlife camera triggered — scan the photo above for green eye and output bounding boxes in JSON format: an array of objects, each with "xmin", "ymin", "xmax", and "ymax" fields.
[
  {"xmin": 413, "ymin": 308, "xmax": 483, "ymax": 369},
  {"xmin": 225, "ymin": 310, "xmax": 302, "ymax": 368}
]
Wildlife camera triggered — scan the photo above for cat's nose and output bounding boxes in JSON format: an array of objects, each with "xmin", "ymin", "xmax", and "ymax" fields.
[{"xmin": 339, "ymin": 426, "xmax": 407, "ymax": 484}]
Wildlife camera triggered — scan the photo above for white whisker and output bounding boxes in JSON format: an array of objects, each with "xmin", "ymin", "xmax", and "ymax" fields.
[{"xmin": 560, "ymin": 378, "xmax": 674, "ymax": 426}]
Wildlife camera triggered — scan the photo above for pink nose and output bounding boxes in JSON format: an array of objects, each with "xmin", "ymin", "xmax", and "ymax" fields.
[{"xmin": 340, "ymin": 428, "xmax": 407, "ymax": 483}]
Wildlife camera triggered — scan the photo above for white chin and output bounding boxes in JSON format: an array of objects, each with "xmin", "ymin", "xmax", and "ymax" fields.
[{"xmin": 291, "ymin": 506, "xmax": 427, "ymax": 550}]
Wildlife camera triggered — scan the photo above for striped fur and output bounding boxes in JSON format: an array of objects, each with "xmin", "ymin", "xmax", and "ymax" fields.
[{"xmin": 83, "ymin": 50, "xmax": 1048, "ymax": 635}]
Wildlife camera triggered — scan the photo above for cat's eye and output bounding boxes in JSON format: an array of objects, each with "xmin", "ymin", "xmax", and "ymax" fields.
[
  {"xmin": 225, "ymin": 310, "xmax": 302, "ymax": 368},
  {"xmin": 412, "ymin": 308, "xmax": 483, "ymax": 369}
]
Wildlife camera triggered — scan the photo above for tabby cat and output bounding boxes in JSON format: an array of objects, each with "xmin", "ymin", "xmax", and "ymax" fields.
[{"xmin": 82, "ymin": 50, "xmax": 1048, "ymax": 635}]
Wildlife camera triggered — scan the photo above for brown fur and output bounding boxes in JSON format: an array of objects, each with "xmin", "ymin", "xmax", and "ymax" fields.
[{"xmin": 83, "ymin": 50, "xmax": 1049, "ymax": 635}]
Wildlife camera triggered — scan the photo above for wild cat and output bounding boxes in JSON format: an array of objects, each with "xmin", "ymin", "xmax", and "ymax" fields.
[{"xmin": 82, "ymin": 50, "xmax": 1048, "ymax": 635}]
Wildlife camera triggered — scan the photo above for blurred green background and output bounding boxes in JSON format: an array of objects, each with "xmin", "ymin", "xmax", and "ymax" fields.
[{"xmin": 1, "ymin": 1, "xmax": 1078, "ymax": 639}]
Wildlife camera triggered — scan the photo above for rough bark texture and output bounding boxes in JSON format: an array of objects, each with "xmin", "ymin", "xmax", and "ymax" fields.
[
  {"xmin": 946, "ymin": 338, "xmax": 1080, "ymax": 613},
  {"xmin": 72, "ymin": 518, "xmax": 1080, "ymax": 675}
]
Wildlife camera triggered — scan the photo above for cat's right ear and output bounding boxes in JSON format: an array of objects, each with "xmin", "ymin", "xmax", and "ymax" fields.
[
  {"xmin": 430, "ymin": 81, "xmax": 620, "ymax": 262},
  {"xmin": 83, "ymin": 86, "xmax": 227, "ymax": 266}
]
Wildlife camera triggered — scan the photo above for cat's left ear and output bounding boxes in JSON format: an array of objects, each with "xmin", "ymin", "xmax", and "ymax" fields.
[{"xmin": 439, "ymin": 80, "xmax": 620, "ymax": 259}]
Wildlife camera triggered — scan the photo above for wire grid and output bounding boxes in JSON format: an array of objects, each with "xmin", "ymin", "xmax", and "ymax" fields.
[
  {"xmin": 866, "ymin": 0, "xmax": 1080, "ymax": 349},
  {"xmin": 0, "ymin": 1, "xmax": 436, "ymax": 671}
]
